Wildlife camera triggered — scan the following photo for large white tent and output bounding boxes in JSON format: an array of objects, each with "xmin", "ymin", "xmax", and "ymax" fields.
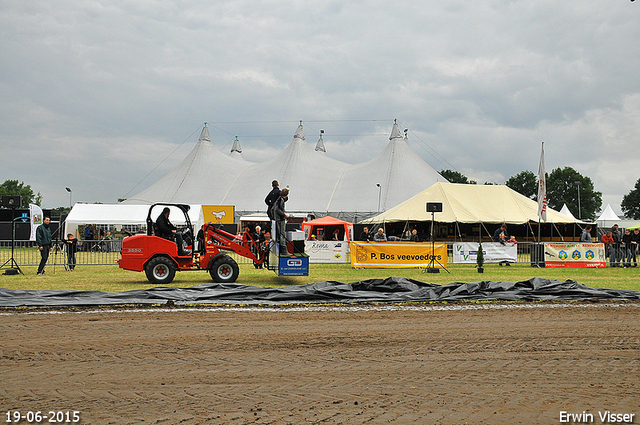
[
  {"xmin": 124, "ymin": 121, "xmax": 448, "ymax": 222},
  {"xmin": 222, "ymin": 123, "xmax": 350, "ymax": 213},
  {"xmin": 124, "ymin": 126, "xmax": 253, "ymax": 205},
  {"xmin": 363, "ymin": 182, "xmax": 583, "ymax": 225},
  {"xmin": 327, "ymin": 122, "xmax": 448, "ymax": 215}
]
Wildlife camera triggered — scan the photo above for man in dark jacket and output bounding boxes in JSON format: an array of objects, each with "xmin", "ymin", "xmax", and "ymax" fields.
[
  {"xmin": 36, "ymin": 217, "xmax": 52, "ymax": 275},
  {"xmin": 156, "ymin": 207, "xmax": 187, "ymax": 256},
  {"xmin": 359, "ymin": 226, "xmax": 371, "ymax": 241},
  {"xmin": 265, "ymin": 180, "xmax": 280, "ymax": 220},
  {"xmin": 273, "ymin": 188, "xmax": 289, "ymax": 254}
]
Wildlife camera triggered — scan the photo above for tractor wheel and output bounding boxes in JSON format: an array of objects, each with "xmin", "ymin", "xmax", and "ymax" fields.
[
  {"xmin": 145, "ymin": 256, "xmax": 177, "ymax": 284},
  {"xmin": 209, "ymin": 255, "xmax": 239, "ymax": 283}
]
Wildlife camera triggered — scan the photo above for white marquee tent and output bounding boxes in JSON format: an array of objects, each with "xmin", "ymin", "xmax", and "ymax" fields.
[
  {"xmin": 124, "ymin": 126, "xmax": 253, "ymax": 205},
  {"xmin": 362, "ymin": 182, "xmax": 583, "ymax": 225},
  {"xmin": 124, "ymin": 121, "xmax": 448, "ymax": 222}
]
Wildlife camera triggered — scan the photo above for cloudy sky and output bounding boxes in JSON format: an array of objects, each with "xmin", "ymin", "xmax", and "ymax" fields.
[{"xmin": 2, "ymin": 0, "xmax": 639, "ymax": 216}]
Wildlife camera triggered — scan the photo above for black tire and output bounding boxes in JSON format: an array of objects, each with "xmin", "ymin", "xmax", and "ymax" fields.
[
  {"xmin": 145, "ymin": 256, "xmax": 177, "ymax": 284},
  {"xmin": 209, "ymin": 255, "xmax": 239, "ymax": 283}
]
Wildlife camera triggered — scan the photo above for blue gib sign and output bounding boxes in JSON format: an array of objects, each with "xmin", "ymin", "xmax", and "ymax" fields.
[
  {"xmin": 278, "ymin": 256, "xmax": 309, "ymax": 276},
  {"xmin": 21, "ymin": 213, "xmax": 28, "ymax": 223}
]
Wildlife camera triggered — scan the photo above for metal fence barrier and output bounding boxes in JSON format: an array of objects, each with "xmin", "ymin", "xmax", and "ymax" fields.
[
  {"xmin": 1, "ymin": 239, "xmax": 122, "ymax": 267},
  {"xmin": 0, "ymin": 240, "xmax": 539, "ymax": 268}
]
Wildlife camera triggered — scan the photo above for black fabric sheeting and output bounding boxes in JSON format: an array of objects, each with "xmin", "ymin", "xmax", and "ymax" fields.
[{"xmin": 1, "ymin": 277, "xmax": 640, "ymax": 307}]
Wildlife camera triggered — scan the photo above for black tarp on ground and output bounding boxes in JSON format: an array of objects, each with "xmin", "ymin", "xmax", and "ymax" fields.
[{"xmin": 1, "ymin": 277, "xmax": 640, "ymax": 307}]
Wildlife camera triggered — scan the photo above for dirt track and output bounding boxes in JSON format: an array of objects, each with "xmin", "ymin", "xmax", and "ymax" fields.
[{"xmin": 1, "ymin": 303, "xmax": 640, "ymax": 424}]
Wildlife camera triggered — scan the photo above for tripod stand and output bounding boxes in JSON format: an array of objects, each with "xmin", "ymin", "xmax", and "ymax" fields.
[
  {"xmin": 0, "ymin": 213, "xmax": 24, "ymax": 275},
  {"xmin": 425, "ymin": 210, "xmax": 450, "ymax": 274}
]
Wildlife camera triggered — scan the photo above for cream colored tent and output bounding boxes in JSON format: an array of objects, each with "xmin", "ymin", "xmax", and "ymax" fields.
[{"xmin": 362, "ymin": 182, "xmax": 582, "ymax": 225}]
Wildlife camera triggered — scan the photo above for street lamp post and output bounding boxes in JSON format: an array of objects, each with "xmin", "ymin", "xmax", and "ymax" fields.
[
  {"xmin": 376, "ymin": 184, "xmax": 381, "ymax": 212},
  {"xmin": 65, "ymin": 187, "xmax": 72, "ymax": 208},
  {"xmin": 574, "ymin": 181, "xmax": 581, "ymax": 220}
]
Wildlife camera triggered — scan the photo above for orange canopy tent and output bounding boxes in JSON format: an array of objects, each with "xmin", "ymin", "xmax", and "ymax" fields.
[{"xmin": 301, "ymin": 216, "xmax": 354, "ymax": 241}]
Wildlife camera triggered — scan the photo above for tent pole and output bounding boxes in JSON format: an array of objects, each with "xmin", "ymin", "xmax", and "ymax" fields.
[
  {"xmin": 402, "ymin": 220, "xmax": 410, "ymax": 240},
  {"xmin": 553, "ymin": 223, "xmax": 564, "ymax": 242},
  {"xmin": 481, "ymin": 222, "xmax": 491, "ymax": 243}
]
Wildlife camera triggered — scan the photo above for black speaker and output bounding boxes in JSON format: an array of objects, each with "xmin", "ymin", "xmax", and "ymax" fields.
[
  {"xmin": 1, "ymin": 195, "xmax": 21, "ymax": 208},
  {"xmin": 426, "ymin": 202, "xmax": 443, "ymax": 213}
]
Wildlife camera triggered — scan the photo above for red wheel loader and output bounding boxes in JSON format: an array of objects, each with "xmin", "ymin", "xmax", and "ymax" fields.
[{"xmin": 118, "ymin": 204, "xmax": 268, "ymax": 284}]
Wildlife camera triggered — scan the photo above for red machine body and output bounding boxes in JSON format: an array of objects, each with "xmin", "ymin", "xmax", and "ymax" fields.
[{"xmin": 118, "ymin": 204, "xmax": 267, "ymax": 284}]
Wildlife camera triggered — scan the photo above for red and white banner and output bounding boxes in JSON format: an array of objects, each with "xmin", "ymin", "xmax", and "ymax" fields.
[{"xmin": 543, "ymin": 243, "xmax": 606, "ymax": 268}]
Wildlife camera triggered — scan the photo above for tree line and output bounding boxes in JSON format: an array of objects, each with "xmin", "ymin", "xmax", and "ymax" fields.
[
  {"xmin": 440, "ymin": 169, "xmax": 640, "ymax": 221},
  {"xmin": 2, "ymin": 175, "xmax": 640, "ymax": 220}
]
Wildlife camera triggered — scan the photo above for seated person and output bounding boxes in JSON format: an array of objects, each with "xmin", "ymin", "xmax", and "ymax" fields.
[
  {"xmin": 156, "ymin": 207, "xmax": 188, "ymax": 256},
  {"xmin": 373, "ymin": 228, "xmax": 387, "ymax": 242}
]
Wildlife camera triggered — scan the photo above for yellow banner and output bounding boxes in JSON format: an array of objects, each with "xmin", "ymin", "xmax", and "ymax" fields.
[
  {"xmin": 350, "ymin": 242, "xmax": 448, "ymax": 268},
  {"xmin": 201, "ymin": 205, "xmax": 235, "ymax": 224}
]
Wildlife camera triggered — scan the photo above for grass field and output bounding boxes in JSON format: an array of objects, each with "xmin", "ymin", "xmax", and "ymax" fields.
[{"xmin": 1, "ymin": 261, "xmax": 639, "ymax": 293}]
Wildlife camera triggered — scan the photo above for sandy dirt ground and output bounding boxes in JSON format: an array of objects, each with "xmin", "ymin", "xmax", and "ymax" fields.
[{"xmin": 1, "ymin": 303, "xmax": 640, "ymax": 425}]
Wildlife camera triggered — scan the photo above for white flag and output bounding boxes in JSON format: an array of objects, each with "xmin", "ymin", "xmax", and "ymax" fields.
[
  {"xmin": 29, "ymin": 204, "xmax": 43, "ymax": 241},
  {"xmin": 537, "ymin": 142, "xmax": 547, "ymax": 222}
]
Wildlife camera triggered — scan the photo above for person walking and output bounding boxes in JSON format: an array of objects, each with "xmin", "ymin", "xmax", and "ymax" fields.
[
  {"xmin": 580, "ymin": 225, "xmax": 593, "ymax": 242},
  {"xmin": 36, "ymin": 217, "xmax": 52, "ymax": 275}
]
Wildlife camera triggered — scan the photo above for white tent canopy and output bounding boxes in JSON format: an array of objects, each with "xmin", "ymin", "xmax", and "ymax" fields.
[
  {"xmin": 124, "ymin": 121, "xmax": 448, "ymax": 222},
  {"xmin": 597, "ymin": 204, "xmax": 620, "ymax": 221},
  {"xmin": 327, "ymin": 121, "xmax": 447, "ymax": 214},
  {"xmin": 124, "ymin": 126, "xmax": 253, "ymax": 205},
  {"xmin": 222, "ymin": 122, "xmax": 350, "ymax": 213},
  {"xmin": 64, "ymin": 203, "xmax": 204, "ymax": 237},
  {"xmin": 559, "ymin": 204, "xmax": 576, "ymax": 219},
  {"xmin": 362, "ymin": 182, "xmax": 583, "ymax": 225}
]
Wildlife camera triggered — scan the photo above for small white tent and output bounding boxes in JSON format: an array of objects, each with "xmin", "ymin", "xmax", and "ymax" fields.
[
  {"xmin": 559, "ymin": 204, "xmax": 576, "ymax": 219},
  {"xmin": 64, "ymin": 203, "xmax": 204, "ymax": 238},
  {"xmin": 596, "ymin": 204, "xmax": 640, "ymax": 230}
]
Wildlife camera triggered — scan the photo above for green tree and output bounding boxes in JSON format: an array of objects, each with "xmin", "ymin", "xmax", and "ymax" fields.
[
  {"xmin": 621, "ymin": 178, "xmax": 640, "ymax": 219},
  {"xmin": 0, "ymin": 180, "xmax": 42, "ymax": 208},
  {"xmin": 546, "ymin": 167, "xmax": 601, "ymax": 220},
  {"xmin": 505, "ymin": 171, "xmax": 537, "ymax": 200},
  {"xmin": 440, "ymin": 169, "xmax": 476, "ymax": 184}
]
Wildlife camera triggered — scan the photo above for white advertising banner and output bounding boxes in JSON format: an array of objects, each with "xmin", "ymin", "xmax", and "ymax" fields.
[
  {"xmin": 305, "ymin": 240, "xmax": 349, "ymax": 263},
  {"xmin": 453, "ymin": 242, "xmax": 517, "ymax": 264},
  {"xmin": 29, "ymin": 204, "xmax": 43, "ymax": 241}
]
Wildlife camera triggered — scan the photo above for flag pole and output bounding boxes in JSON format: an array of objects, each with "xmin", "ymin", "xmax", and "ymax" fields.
[{"xmin": 536, "ymin": 142, "xmax": 546, "ymax": 266}]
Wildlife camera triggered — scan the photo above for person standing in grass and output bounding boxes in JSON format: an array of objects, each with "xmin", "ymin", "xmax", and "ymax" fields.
[
  {"xmin": 36, "ymin": 217, "xmax": 52, "ymax": 275},
  {"xmin": 63, "ymin": 233, "xmax": 78, "ymax": 271}
]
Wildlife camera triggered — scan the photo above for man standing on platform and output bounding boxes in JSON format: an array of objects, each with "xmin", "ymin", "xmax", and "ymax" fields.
[
  {"xmin": 265, "ymin": 180, "xmax": 280, "ymax": 220},
  {"xmin": 273, "ymin": 188, "xmax": 289, "ymax": 255}
]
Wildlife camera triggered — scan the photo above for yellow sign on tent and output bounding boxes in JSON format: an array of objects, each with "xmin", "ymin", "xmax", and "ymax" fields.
[
  {"xmin": 201, "ymin": 205, "xmax": 235, "ymax": 224},
  {"xmin": 350, "ymin": 242, "xmax": 447, "ymax": 268}
]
